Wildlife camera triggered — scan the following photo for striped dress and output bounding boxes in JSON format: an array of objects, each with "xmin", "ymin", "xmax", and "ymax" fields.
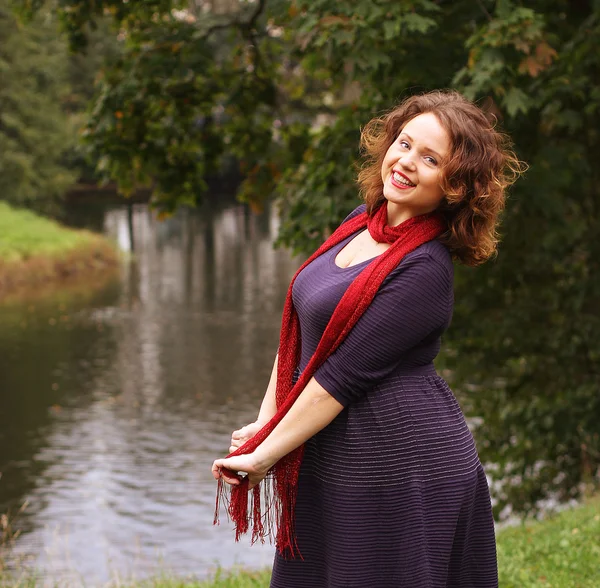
[{"xmin": 270, "ymin": 205, "xmax": 498, "ymax": 588}]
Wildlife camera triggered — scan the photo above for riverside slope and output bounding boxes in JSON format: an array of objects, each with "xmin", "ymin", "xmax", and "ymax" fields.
[{"xmin": 0, "ymin": 202, "xmax": 119, "ymax": 299}]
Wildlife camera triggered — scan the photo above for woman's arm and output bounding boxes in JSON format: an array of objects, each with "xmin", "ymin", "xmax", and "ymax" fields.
[
  {"xmin": 256, "ymin": 352, "xmax": 278, "ymax": 424},
  {"xmin": 214, "ymin": 376, "xmax": 344, "ymax": 488},
  {"xmin": 227, "ymin": 208, "xmax": 366, "ymax": 454},
  {"xmin": 229, "ymin": 353, "xmax": 279, "ymax": 452}
]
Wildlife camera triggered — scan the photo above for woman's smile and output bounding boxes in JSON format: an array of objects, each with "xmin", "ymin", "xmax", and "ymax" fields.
[{"xmin": 390, "ymin": 170, "xmax": 416, "ymax": 189}]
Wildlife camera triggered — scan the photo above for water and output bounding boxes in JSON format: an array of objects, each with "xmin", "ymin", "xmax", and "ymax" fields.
[{"xmin": 0, "ymin": 200, "xmax": 302, "ymax": 585}]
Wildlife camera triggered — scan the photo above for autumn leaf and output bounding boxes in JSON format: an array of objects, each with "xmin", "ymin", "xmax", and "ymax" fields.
[
  {"xmin": 518, "ymin": 41, "xmax": 557, "ymax": 77},
  {"xmin": 319, "ymin": 15, "xmax": 350, "ymax": 28}
]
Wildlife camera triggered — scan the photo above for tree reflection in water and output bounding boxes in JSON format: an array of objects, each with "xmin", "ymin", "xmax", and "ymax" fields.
[{"xmin": 0, "ymin": 200, "xmax": 301, "ymax": 584}]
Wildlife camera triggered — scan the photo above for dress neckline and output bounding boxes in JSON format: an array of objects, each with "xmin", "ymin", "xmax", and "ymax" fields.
[{"xmin": 330, "ymin": 230, "xmax": 384, "ymax": 271}]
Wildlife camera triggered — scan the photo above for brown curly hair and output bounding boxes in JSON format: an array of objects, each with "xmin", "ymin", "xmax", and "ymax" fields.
[{"xmin": 357, "ymin": 90, "xmax": 525, "ymax": 266}]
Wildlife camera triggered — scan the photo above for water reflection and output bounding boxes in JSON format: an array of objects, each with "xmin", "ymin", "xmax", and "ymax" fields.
[{"xmin": 0, "ymin": 201, "xmax": 301, "ymax": 584}]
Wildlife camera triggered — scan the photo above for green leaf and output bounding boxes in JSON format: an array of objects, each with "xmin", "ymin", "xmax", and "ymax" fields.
[{"xmin": 503, "ymin": 87, "xmax": 531, "ymax": 117}]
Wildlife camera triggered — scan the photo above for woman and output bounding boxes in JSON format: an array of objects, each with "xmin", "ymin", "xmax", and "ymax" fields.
[{"xmin": 212, "ymin": 90, "xmax": 522, "ymax": 587}]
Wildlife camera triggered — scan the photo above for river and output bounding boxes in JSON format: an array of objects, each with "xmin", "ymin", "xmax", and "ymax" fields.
[{"xmin": 0, "ymin": 200, "xmax": 302, "ymax": 585}]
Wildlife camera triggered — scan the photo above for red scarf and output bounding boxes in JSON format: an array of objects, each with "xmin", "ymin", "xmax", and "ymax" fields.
[{"xmin": 214, "ymin": 203, "xmax": 445, "ymax": 556}]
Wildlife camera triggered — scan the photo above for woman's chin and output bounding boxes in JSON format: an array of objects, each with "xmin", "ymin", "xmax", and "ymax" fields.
[{"xmin": 382, "ymin": 193, "xmax": 410, "ymax": 208}]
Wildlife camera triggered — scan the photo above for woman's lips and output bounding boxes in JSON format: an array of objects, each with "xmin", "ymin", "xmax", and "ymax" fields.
[{"xmin": 390, "ymin": 171, "xmax": 415, "ymax": 190}]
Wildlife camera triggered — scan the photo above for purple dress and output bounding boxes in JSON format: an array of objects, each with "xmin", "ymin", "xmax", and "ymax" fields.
[{"xmin": 270, "ymin": 205, "xmax": 498, "ymax": 588}]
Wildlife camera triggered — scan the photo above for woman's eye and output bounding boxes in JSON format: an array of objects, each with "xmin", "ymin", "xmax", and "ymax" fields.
[
  {"xmin": 424, "ymin": 156, "xmax": 437, "ymax": 165},
  {"xmin": 399, "ymin": 140, "xmax": 410, "ymax": 149}
]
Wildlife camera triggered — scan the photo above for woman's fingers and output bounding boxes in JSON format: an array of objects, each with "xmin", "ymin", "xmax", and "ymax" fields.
[
  {"xmin": 212, "ymin": 459, "xmax": 241, "ymax": 485},
  {"xmin": 217, "ymin": 426, "xmax": 271, "ymax": 488},
  {"xmin": 212, "ymin": 455, "xmax": 267, "ymax": 490},
  {"xmin": 230, "ymin": 422, "xmax": 263, "ymax": 452},
  {"xmin": 230, "ymin": 432, "xmax": 251, "ymax": 446},
  {"xmin": 232, "ymin": 424, "xmax": 252, "ymax": 439},
  {"xmin": 229, "ymin": 437, "xmax": 246, "ymax": 452},
  {"xmin": 221, "ymin": 469, "xmax": 242, "ymax": 485},
  {"xmin": 232, "ymin": 422, "xmax": 262, "ymax": 440}
]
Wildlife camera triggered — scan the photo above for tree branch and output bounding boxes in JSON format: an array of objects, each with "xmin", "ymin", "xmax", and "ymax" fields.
[
  {"xmin": 475, "ymin": 0, "xmax": 493, "ymax": 21},
  {"xmin": 203, "ymin": 0, "xmax": 267, "ymax": 38},
  {"xmin": 246, "ymin": 0, "xmax": 267, "ymax": 31}
]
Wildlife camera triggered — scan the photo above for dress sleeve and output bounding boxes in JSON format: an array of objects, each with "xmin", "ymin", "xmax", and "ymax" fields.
[
  {"xmin": 342, "ymin": 203, "xmax": 367, "ymax": 224},
  {"xmin": 313, "ymin": 252, "xmax": 453, "ymax": 406}
]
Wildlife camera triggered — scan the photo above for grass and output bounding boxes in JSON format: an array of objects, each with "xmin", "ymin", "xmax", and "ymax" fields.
[
  {"xmin": 0, "ymin": 202, "xmax": 100, "ymax": 260},
  {"xmin": 0, "ymin": 201, "xmax": 119, "ymax": 296},
  {"xmin": 135, "ymin": 569, "xmax": 273, "ymax": 587},
  {"xmin": 497, "ymin": 495, "xmax": 600, "ymax": 587},
  {"xmin": 0, "ymin": 569, "xmax": 273, "ymax": 588}
]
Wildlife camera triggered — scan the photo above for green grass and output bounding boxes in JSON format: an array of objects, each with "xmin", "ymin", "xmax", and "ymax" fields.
[
  {"xmin": 497, "ymin": 495, "xmax": 600, "ymax": 587},
  {"xmin": 0, "ymin": 569, "xmax": 273, "ymax": 588},
  {"xmin": 0, "ymin": 202, "xmax": 119, "ymax": 296},
  {"xmin": 0, "ymin": 202, "xmax": 99, "ymax": 262},
  {"xmin": 135, "ymin": 569, "xmax": 272, "ymax": 587}
]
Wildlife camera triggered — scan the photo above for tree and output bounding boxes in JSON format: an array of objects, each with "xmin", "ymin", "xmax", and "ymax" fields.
[
  {"xmin": 26, "ymin": 0, "xmax": 600, "ymax": 517},
  {"xmin": 0, "ymin": 1, "xmax": 76, "ymax": 213}
]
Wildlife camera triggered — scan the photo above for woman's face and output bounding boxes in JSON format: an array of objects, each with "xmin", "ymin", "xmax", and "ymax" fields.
[{"xmin": 381, "ymin": 112, "xmax": 451, "ymax": 225}]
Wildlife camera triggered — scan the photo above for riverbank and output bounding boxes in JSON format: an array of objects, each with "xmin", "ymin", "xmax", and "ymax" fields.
[
  {"xmin": 0, "ymin": 202, "xmax": 120, "ymax": 299},
  {"xmin": 152, "ymin": 496, "xmax": 600, "ymax": 587},
  {"xmin": 2, "ymin": 496, "xmax": 597, "ymax": 587}
]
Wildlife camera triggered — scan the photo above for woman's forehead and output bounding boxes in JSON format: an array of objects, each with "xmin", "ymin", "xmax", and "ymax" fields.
[{"xmin": 401, "ymin": 113, "xmax": 450, "ymax": 155}]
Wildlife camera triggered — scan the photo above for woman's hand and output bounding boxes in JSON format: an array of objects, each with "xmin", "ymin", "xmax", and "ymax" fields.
[
  {"xmin": 211, "ymin": 453, "xmax": 271, "ymax": 490},
  {"xmin": 229, "ymin": 421, "xmax": 264, "ymax": 453}
]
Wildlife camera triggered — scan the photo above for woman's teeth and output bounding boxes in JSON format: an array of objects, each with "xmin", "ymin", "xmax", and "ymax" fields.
[{"xmin": 393, "ymin": 172, "xmax": 415, "ymax": 187}]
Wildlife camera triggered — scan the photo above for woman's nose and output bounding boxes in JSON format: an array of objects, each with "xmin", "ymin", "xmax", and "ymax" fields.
[{"xmin": 397, "ymin": 153, "xmax": 416, "ymax": 171}]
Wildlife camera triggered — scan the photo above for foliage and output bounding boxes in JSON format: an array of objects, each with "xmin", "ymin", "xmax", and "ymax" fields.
[
  {"xmin": 0, "ymin": 1, "xmax": 76, "ymax": 213},
  {"xmin": 444, "ymin": 1, "xmax": 600, "ymax": 518},
  {"xmin": 29, "ymin": 0, "xmax": 600, "ymax": 516},
  {"xmin": 84, "ymin": 18, "xmax": 225, "ymax": 208},
  {"xmin": 61, "ymin": 16, "xmax": 124, "ymax": 181}
]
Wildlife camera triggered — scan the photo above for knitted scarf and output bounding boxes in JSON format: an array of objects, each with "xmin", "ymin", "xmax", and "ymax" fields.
[{"xmin": 214, "ymin": 203, "xmax": 446, "ymax": 557}]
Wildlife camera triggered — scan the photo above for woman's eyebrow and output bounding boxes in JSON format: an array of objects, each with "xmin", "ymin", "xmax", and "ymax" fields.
[{"xmin": 400, "ymin": 132, "xmax": 443, "ymax": 159}]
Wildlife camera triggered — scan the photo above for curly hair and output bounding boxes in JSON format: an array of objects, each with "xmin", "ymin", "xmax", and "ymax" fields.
[{"xmin": 357, "ymin": 90, "xmax": 525, "ymax": 266}]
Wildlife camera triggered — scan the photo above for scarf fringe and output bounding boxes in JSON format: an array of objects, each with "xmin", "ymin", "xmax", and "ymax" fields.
[
  {"xmin": 214, "ymin": 464, "xmax": 304, "ymax": 558},
  {"xmin": 213, "ymin": 476, "xmax": 227, "ymax": 526}
]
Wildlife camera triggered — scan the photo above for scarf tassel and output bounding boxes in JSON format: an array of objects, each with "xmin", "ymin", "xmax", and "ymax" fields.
[{"xmin": 214, "ymin": 473, "xmax": 280, "ymax": 545}]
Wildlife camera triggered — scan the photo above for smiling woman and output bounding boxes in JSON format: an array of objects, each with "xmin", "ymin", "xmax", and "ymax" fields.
[
  {"xmin": 359, "ymin": 90, "xmax": 523, "ymax": 265},
  {"xmin": 213, "ymin": 90, "xmax": 526, "ymax": 588},
  {"xmin": 380, "ymin": 112, "xmax": 450, "ymax": 225}
]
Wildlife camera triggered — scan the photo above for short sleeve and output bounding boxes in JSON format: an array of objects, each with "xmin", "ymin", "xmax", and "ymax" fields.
[{"xmin": 313, "ymin": 252, "xmax": 453, "ymax": 406}]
